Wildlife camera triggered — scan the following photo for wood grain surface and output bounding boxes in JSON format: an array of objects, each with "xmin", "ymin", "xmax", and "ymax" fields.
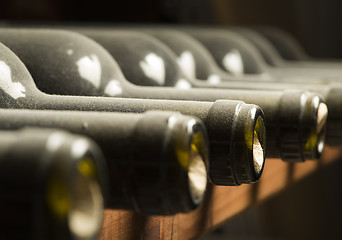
[{"xmin": 98, "ymin": 146, "xmax": 342, "ymax": 240}]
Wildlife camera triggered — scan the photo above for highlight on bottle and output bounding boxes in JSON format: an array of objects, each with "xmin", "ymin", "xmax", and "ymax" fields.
[
  {"xmin": 45, "ymin": 133, "xmax": 105, "ymax": 240},
  {"xmin": 303, "ymin": 96, "xmax": 328, "ymax": 159},
  {"xmin": 168, "ymin": 113, "xmax": 209, "ymax": 212},
  {"xmin": 243, "ymin": 107, "xmax": 267, "ymax": 183}
]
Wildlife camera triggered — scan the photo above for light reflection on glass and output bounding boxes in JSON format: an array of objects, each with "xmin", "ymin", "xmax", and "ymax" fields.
[
  {"xmin": 104, "ymin": 80, "xmax": 123, "ymax": 96},
  {"xmin": 175, "ymin": 79, "xmax": 192, "ymax": 89},
  {"xmin": 67, "ymin": 49, "xmax": 74, "ymax": 55},
  {"xmin": 139, "ymin": 53, "xmax": 165, "ymax": 85},
  {"xmin": 207, "ymin": 74, "xmax": 221, "ymax": 85},
  {"xmin": 177, "ymin": 51, "xmax": 196, "ymax": 79},
  {"xmin": 76, "ymin": 55, "xmax": 102, "ymax": 88},
  {"xmin": 222, "ymin": 49, "xmax": 244, "ymax": 75},
  {"xmin": 0, "ymin": 61, "xmax": 26, "ymax": 99}
]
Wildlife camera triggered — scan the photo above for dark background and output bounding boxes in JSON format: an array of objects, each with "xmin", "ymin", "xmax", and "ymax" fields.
[{"xmin": 0, "ymin": 0, "xmax": 341, "ymax": 58}]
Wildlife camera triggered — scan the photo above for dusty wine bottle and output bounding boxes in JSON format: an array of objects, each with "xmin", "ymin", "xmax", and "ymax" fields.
[
  {"xmin": 257, "ymin": 26, "xmax": 310, "ymax": 61},
  {"xmin": 179, "ymin": 28, "xmax": 342, "ymax": 81},
  {"xmin": 30, "ymin": 28, "xmax": 324, "ymax": 160},
  {"xmin": 0, "ymin": 28, "xmax": 325, "ymax": 161},
  {"xmin": 0, "ymin": 109, "xmax": 210, "ymax": 214},
  {"xmin": 231, "ymin": 27, "xmax": 288, "ymax": 67},
  {"xmin": 0, "ymin": 128, "xmax": 106, "ymax": 240},
  {"xmin": 3, "ymin": 27, "xmax": 334, "ymax": 148},
  {"xmin": 127, "ymin": 28, "xmax": 339, "ymax": 146},
  {"xmin": 229, "ymin": 27, "xmax": 342, "ymax": 72},
  {"xmin": 75, "ymin": 28, "xmax": 266, "ymax": 88},
  {"xmin": 0, "ymin": 39, "xmax": 264, "ymax": 186},
  {"xmin": 122, "ymin": 27, "xmax": 253, "ymax": 83},
  {"xmin": 256, "ymin": 26, "xmax": 342, "ymax": 68}
]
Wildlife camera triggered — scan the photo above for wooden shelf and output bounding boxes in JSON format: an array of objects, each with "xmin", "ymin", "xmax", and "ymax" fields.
[{"xmin": 98, "ymin": 146, "xmax": 342, "ymax": 240}]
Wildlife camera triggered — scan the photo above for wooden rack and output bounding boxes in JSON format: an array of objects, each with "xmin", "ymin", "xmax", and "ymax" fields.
[{"xmin": 98, "ymin": 146, "xmax": 342, "ymax": 240}]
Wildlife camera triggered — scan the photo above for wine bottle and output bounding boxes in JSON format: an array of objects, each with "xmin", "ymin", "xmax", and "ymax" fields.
[
  {"xmin": 0, "ymin": 28, "xmax": 325, "ymax": 160},
  {"xmin": 0, "ymin": 109, "xmax": 210, "ymax": 214},
  {"xmin": 230, "ymin": 27, "xmax": 342, "ymax": 70},
  {"xmin": 230, "ymin": 27, "xmax": 289, "ymax": 67},
  {"xmin": 256, "ymin": 26, "xmax": 342, "ymax": 68},
  {"xmin": 43, "ymin": 28, "xmax": 325, "ymax": 159},
  {"xmin": 257, "ymin": 26, "xmax": 313, "ymax": 61},
  {"xmin": 179, "ymin": 28, "xmax": 342, "ymax": 81},
  {"xmin": 0, "ymin": 128, "xmax": 106, "ymax": 240},
  {"xmin": 115, "ymin": 28, "xmax": 338, "ymax": 146},
  {"xmin": 0, "ymin": 39, "xmax": 265, "ymax": 185},
  {"xmin": 0, "ymin": 29, "xmax": 334, "ymax": 148}
]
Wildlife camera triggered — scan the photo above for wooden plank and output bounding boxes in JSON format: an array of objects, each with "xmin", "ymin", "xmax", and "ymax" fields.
[{"xmin": 97, "ymin": 146, "xmax": 342, "ymax": 240}]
